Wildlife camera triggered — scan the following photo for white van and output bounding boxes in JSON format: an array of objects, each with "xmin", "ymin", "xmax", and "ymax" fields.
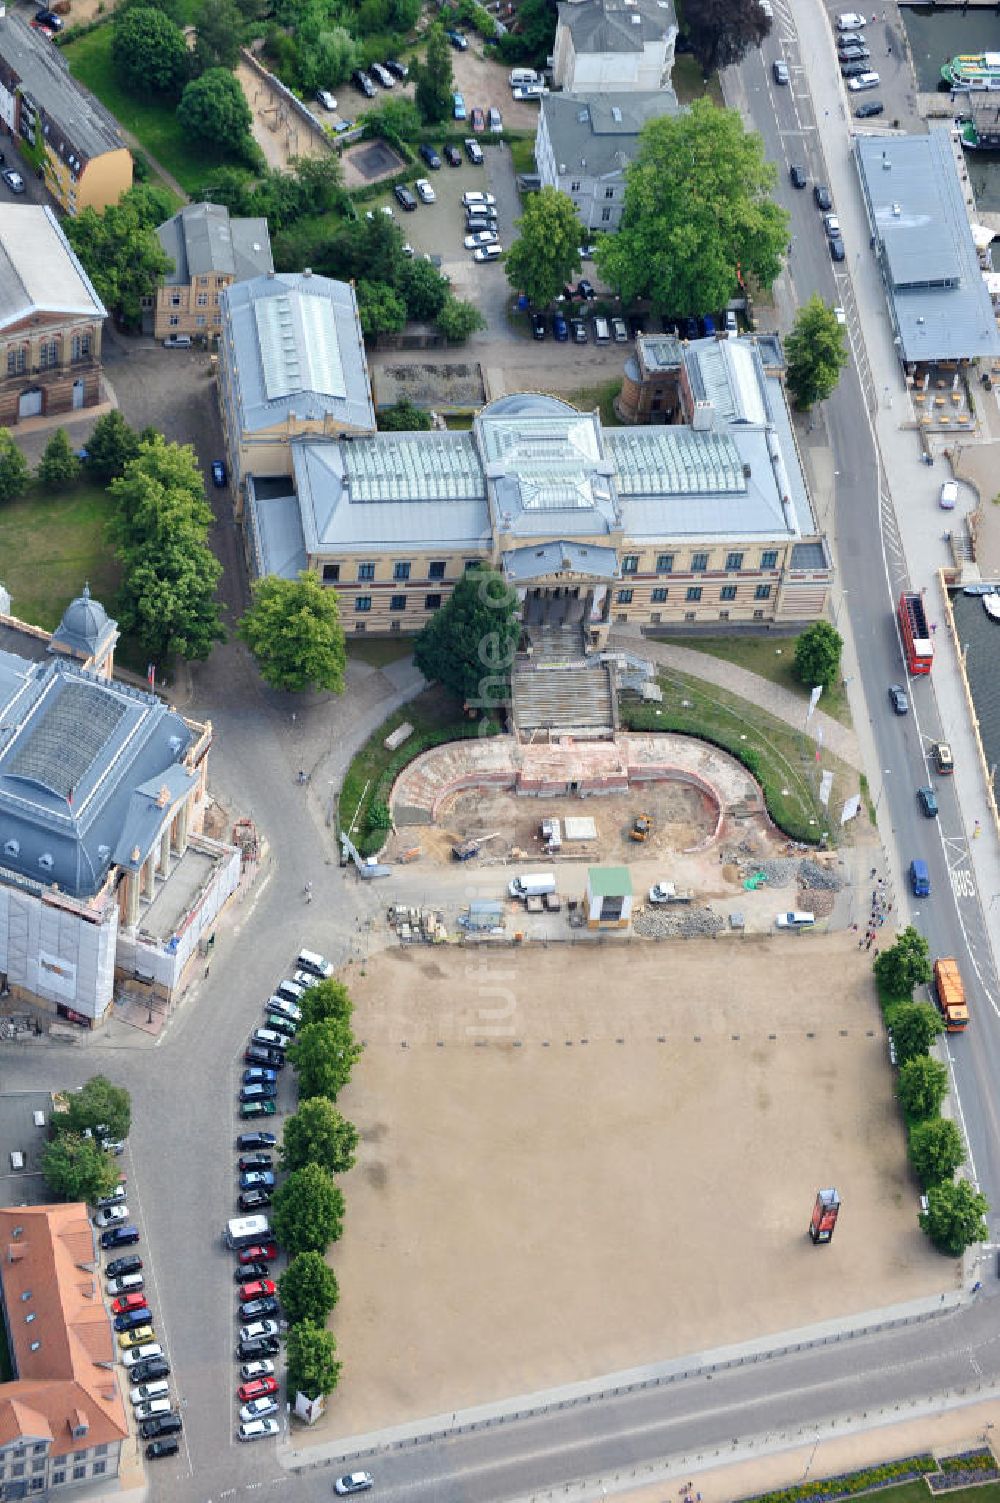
[
  {"xmin": 509, "ymin": 873, "xmax": 557, "ymax": 899},
  {"xmin": 837, "ymin": 11, "xmax": 866, "ymax": 29},
  {"xmin": 296, "ymin": 949, "xmax": 333, "ymax": 979},
  {"xmin": 593, "ymin": 316, "xmax": 611, "ymax": 344},
  {"xmin": 775, "ymin": 911, "xmax": 816, "ymax": 929},
  {"xmin": 847, "ymin": 71, "xmax": 879, "ymax": 90},
  {"xmin": 134, "ymin": 1397, "xmax": 172, "ymax": 1422},
  {"xmin": 226, "ymin": 1214, "xmax": 272, "ymax": 1250},
  {"xmin": 509, "ymin": 67, "xmax": 539, "ymax": 87},
  {"xmin": 122, "ymin": 1343, "xmax": 163, "ymax": 1369},
  {"xmin": 130, "ymin": 1378, "xmax": 169, "ymax": 1405},
  {"xmin": 107, "ymin": 1272, "xmax": 144, "ymax": 1297}
]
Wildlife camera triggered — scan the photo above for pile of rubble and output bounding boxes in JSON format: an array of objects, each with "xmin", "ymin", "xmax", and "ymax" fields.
[
  {"xmin": 634, "ymin": 905, "xmax": 726, "ymax": 939},
  {"xmin": 796, "ymin": 858, "xmax": 844, "ymax": 891},
  {"xmin": 386, "ymin": 904, "xmax": 448, "ymax": 944}
]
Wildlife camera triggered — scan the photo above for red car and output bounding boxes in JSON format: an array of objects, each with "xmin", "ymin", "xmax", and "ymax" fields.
[
  {"xmin": 238, "ymin": 1243, "xmax": 277, "ymax": 1265},
  {"xmin": 238, "ymin": 1278, "xmax": 277, "ymax": 1301},
  {"xmin": 111, "ymin": 1292, "xmax": 148, "ymax": 1315},
  {"xmin": 471, "ymin": 106, "xmax": 485, "ymax": 133},
  {"xmin": 237, "ymin": 1376, "xmax": 279, "ymax": 1403}
]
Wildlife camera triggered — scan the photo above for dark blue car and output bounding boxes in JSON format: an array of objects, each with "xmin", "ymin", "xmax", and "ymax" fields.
[
  {"xmin": 242, "ymin": 1068, "xmax": 278, "ymax": 1085},
  {"xmin": 114, "ymin": 1307, "xmax": 152, "ymax": 1332},
  {"xmin": 102, "ymin": 1225, "xmax": 140, "ymax": 1249},
  {"xmin": 552, "ymin": 311, "xmax": 569, "ymax": 342}
]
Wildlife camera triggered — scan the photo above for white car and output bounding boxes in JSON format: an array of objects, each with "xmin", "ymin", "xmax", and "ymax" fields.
[
  {"xmin": 462, "ymin": 190, "xmax": 496, "ymax": 208},
  {"xmin": 94, "ymin": 1184, "xmax": 127, "ymax": 1210},
  {"xmin": 464, "ymin": 230, "xmax": 497, "ymax": 249},
  {"xmin": 939, "ymin": 481, "xmax": 958, "ymax": 510},
  {"xmin": 292, "ymin": 970, "xmax": 319, "ymax": 990},
  {"xmin": 122, "ymin": 1343, "xmax": 163, "ymax": 1369},
  {"xmin": 240, "ymin": 1359, "xmax": 275, "ymax": 1381},
  {"xmin": 775, "ymin": 911, "xmax": 816, "ymax": 929},
  {"xmin": 130, "ymin": 1380, "xmax": 169, "ymax": 1405},
  {"xmin": 107, "ymin": 1274, "xmax": 144, "ymax": 1296},
  {"xmin": 238, "ymin": 1417, "xmax": 280, "ymax": 1442},
  {"xmin": 240, "ymin": 1397, "xmax": 279, "ymax": 1423},
  {"xmin": 837, "ymin": 11, "xmax": 866, "ymax": 28},
  {"xmin": 473, "ymin": 244, "xmax": 503, "ymax": 261},
  {"xmin": 316, "ymin": 89, "xmax": 337, "ymax": 111},
  {"xmin": 296, "ymin": 950, "xmax": 332, "ymax": 978},
  {"xmin": 834, "ymin": 306, "xmax": 846, "ymax": 325},
  {"xmin": 335, "ymin": 1475, "xmax": 375, "ymax": 1495},
  {"xmin": 414, "ymin": 177, "xmax": 435, "ymax": 203},
  {"xmin": 239, "ymin": 1319, "xmax": 279, "ymax": 1342},
  {"xmin": 94, "ymin": 1204, "xmax": 129, "ymax": 1229}
]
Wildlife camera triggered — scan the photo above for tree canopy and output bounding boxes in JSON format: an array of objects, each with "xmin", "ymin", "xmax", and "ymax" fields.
[
  {"xmin": 413, "ymin": 565, "xmax": 519, "ymax": 709},
  {"xmin": 84, "ymin": 411, "xmax": 145, "ymax": 483},
  {"xmin": 278, "ymin": 1250, "xmax": 340, "ymax": 1326},
  {"xmin": 109, "ymin": 437, "xmax": 224, "ymax": 663},
  {"xmin": 414, "ymin": 26, "xmax": 454, "ymax": 123},
  {"xmin": 920, "ymin": 1178, "xmax": 989, "ymax": 1257},
  {"xmin": 436, "ymin": 296, "xmax": 486, "ymax": 343},
  {"xmin": 874, "ymin": 927, "xmax": 933, "ymax": 1005},
  {"xmin": 505, "ymin": 187, "xmax": 582, "ymax": 308},
  {"xmin": 177, "ymin": 69, "xmax": 258, "ymax": 164},
  {"xmin": 793, "ymin": 621, "xmax": 842, "ymax": 692},
  {"xmin": 112, "ymin": 6, "xmax": 189, "ymax": 96},
  {"xmin": 897, "ymin": 1055, "xmax": 949, "ymax": 1124},
  {"xmin": 282, "ymin": 1097, "xmax": 359, "ymax": 1176},
  {"xmin": 287, "ymin": 1018, "xmax": 362, "ymax": 1102},
  {"xmin": 286, "ymin": 1320, "xmax": 342, "ymax": 1398},
  {"xmin": 784, "ymin": 296, "xmax": 850, "ymax": 411},
  {"xmin": 595, "ymin": 99, "xmax": 788, "ymax": 314},
  {"xmin": 683, "ymin": 0, "xmax": 770, "ymax": 78},
  {"xmin": 357, "ymin": 279, "xmax": 408, "ymax": 337},
  {"xmin": 64, "ymin": 187, "xmax": 175, "ymax": 327},
  {"xmin": 42, "ymin": 1134, "xmax": 121, "ymax": 1205},
  {"xmin": 56, "ymin": 1076, "xmax": 132, "ymax": 1143},
  {"xmin": 193, "ymin": 0, "xmax": 243, "ymax": 71},
  {"xmin": 0, "ymin": 430, "xmax": 29, "ymax": 505},
  {"xmin": 299, "ymin": 979, "xmax": 353, "ymax": 1029},
  {"xmin": 885, "ymin": 1000, "xmax": 944, "ymax": 1067},
  {"xmin": 271, "ymin": 1164, "xmax": 345, "ymax": 1255},
  {"xmin": 238, "ymin": 572, "xmax": 347, "ymax": 694},
  {"xmin": 909, "ymin": 1117, "xmax": 966, "ymax": 1190},
  {"xmin": 378, "ymin": 399, "xmax": 433, "ymax": 432}
]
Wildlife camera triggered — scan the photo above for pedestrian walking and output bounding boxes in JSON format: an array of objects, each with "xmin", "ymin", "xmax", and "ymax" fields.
[
  {"xmin": 931, "ymin": 622, "xmax": 938, "ymax": 634},
  {"xmin": 866, "ymin": 936, "xmax": 873, "ymax": 950},
  {"xmin": 975, "ymin": 820, "xmax": 982, "ymax": 838}
]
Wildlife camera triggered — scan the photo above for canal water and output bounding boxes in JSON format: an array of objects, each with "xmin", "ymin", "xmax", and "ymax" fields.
[
  {"xmin": 902, "ymin": 6, "xmax": 1000, "ymax": 211},
  {"xmin": 949, "ymin": 592, "xmax": 1000, "ymax": 779}
]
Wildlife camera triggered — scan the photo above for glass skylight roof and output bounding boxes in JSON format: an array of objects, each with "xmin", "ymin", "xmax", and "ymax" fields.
[
  {"xmin": 342, "ymin": 434, "xmax": 485, "ymax": 502},
  {"xmin": 254, "ymin": 295, "xmax": 345, "ymax": 403},
  {"xmin": 608, "ymin": 429, "xmax": 746, "ymax": 495},
  {"xmin": 7, "ymin": 680, "xmax": 126, "ymax": 798}
]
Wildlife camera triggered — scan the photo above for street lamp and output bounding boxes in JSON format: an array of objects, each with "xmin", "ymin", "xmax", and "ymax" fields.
[
  {"xmin": 832, "ymin": 590, "xmax": 849, "ymax": 630},
  {"xmin": 874, "ymin": 770, "xmax": 891, "ymax": 814}
]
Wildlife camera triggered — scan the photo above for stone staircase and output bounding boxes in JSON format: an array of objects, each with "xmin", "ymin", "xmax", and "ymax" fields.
[
  {"xmin": 523, "ymin": 623, "xmax": 587, "ymax": 665},
  {"xmin": 511, "ymin": 662, "xmax": 617, "ymax": 740}
]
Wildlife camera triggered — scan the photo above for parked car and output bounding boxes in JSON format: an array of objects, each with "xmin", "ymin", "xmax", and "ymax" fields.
[
  {"xmin": 245, "ymin": 1045, "xmax": 284, "ymax": 1070},
  {"xmin": 351, "ymin": 69, "xmax": 376, "ymax": 97},
  {"xmin": 36, "ymin": 8, "xmax": 64, "ymax": 28},
  {"xmin": 123, "ymin": 1343, "xmax": 163, "ymax": 1370},
  {"xmin": 94, "ymin": 1204, "xmax": 129, "ymax": 1230},
  {"xmin": 385, "ymin": 58, "xmax": 409, "ymax": 79},
  {"xmin": 315, "ymin": 89, "xmax": 337, "ymax": 111},
  {"xmin": 463, "ymin": 190, "xmax": 496, "ymax": 209},
  {"xmin": 211, "ymin": 459, "xmax": 227, "ymax": 487},
  {"xmin": 444, "ymin": 144, "xmax": 462, "ymax": 166},
  {"xmin": 418, "ymin": 140, "xmax": 441, "ymax": 167},
  {"xmin": 236, "ymin": 1132, "xmax": 277, "ymax": 1151},
  {"xmin": 162, "ymin": 334, "xmax": 191, "ymax": 348},
  {"xmin": 487, "ymin": 106, "xmax": 502, "ymax": 131},
  {"xmin": 471, "ymin": 106, "xmax": 485, "ymax": 132},
  {"xmin": 2, "ymin": 170, "xmax": 25, "ymax": 195},
  {"xmin": 829, "ymin": 234, "xmax": 846, "ymax": 262},
  {"xmin": 238, "ymin": 1153, "xmax": 273, "ymax": 1171},
  {"xmin": 848, "ymin": 71, "xmax": 880, "ymax": 91},
  {"xmin": 335, "ymin": 1475, "xmax": 375, "ymax": 1495},
  {"xmin": 239, "ymin": 1278, "xmax": 277, "ymax": 1301},
  {"xmin": 464, "ymin": 137, "xmax": 483, "ymax": 164},
  {"xmin": 95, "ymin": 1184, "xmax": 127, "ymax": 1211},
  {"xmin": 146, "ymin": 1438, "xmax": 179, "ymax": 1460},
  {"xmin": 775, "ymin": 911, "xmax": 816, "ymax": 929},
  {"xmin": 240, "ymin": 1296, "xmax": 280, "ymax": 1321},
  {"xmin": 263, "ymin": 1013, "xmax": 296, "ymax": 1037},
  {"xmin": 101, "ymin": 1225, "xmax": 139, "ymax": 1250},
  {"xmin": 240, "ymin": 1320, "xmax": 280, "ymax": 1343},
  {"xmin": 837, "ymin": 11, "xmax": 867, "ymax": 28},
  {"xmin": 240, "ymin": 1359, "xmax": 276, "ymax": 1381},
  {"xmin": 250, "ymin": 1029, "xmax": 287, "ymax": 1051},
  {"xmin": 918, "ymin": 786, "xmax": 939, "ymax": 818},
  {"xmin": 889, "ymin": 684, "xmax": 909, "ymax": 715},
  {"xmin": 112, "ymin": 1292, "xmax": 148, "ymax": 1316},
  {"xmin": 135, "ymin": 1398, "xmax": 173, "ymax": 1422},
  {"xmin": 415, "ymin": 177, "xmax": 436, "ymax": 203},
  {"xmin": 841, "ymin": 59, "xmax": 868, "ymax": 78},
  {"xmin": 464, "ymin": 230, "xmax": 498, "ymax": 249},
  {"xmin": 238, "ymin": 1376, "xmax": 279, "ymax": 1402},
  {"xmin": 239, "ymin": 1101, "xmax": 277, "ymax": 1121},
  {"xmin": 240, "ymin": 1082, "xmax": 278, "ymax": 1102},
  {"xmin": 854, "ymin": 99, "xmax": 884, "ymax": 118},
  {"xmin": 238, "ymin": 1189, "xmax": 272, "ymax": 1213},
  {"xmin": 394, "ymin": 184, "xmax": 417, "ymax": 211},
  {"xmin": 531, "ymin": 312, "xmax": 547, "ymax": 340},
  {"xmin": 127, "ymin": 1356, "xmax": 169, "ymax": 1383},
  {"xmin": 789, "ymin": 164, "xmax": 807, "ymax": 189},
  {"xmin": 140, "ymin": 1414, "xmax": 182, "ymax": 1441},
  {"xmin": 119, "ymin": 1325, "xmax": 155, "ymax": 1350},
  {"xmin": 552, "ymin": 311, "xmax": 569, "ymax": 342},
  {"xmin": 772, "ymin": 59, "xmax": 789, "ymax": 84},
  {"xmin": 576, "ymin": 279, "xmax": 595, "ymax": 300},
  {"xmin": 452, "ymin": 91, "xmax": 466, "ymax": 120},
  {"xmin": 240, "ymin": 1397, "xmax": 279, "ymax": 1424},
  {"xmin": 107, "ymin": 1273, "xmax": 144, "ymax": 1297},
  {"xmin": 445, "ymin": 28, "xmax": 468, "ymax": 48},
  {"xmin": 823, "ymin": 212, "xmax": 841, "ymax": 239},
  {"xmin": 473, "ymin": 244, "xmax": 502, "ymax": 261},
  {"xmin": 939, "ymin": 481, "xmax": 958, "ymax": 509},
  {"xmin": 242, "ymin": 1069, "xmax": 278, "ymax": 1088},
  {"xmin": 115, "ymin": 1307, "xmax": 152, "ymax": 1333},
  {"xmin": 370, "ymin": 63, "xmax": 394, "ymax": 88},
  {"xmin": 237, "ymin": 1241, "xmax": 278, "ymax": 1264},
  {"xmin": 235, "ymin": 1262, "xmax": 270, "ymax": 1283},
  {"xmin": 813, "ymin": 184, "xmax": 832, "ymax": 211},
  {"xmin": 239, "ymin": 1170, "xmax": 276, "ymax": 1191},
  {"xmin": 106, "ymin": 1254, "xmax": 142, "ymax": 1279},
  {"xmin": 237, "ymin": 1336, "xmax": 280, "ymax": 1361},
  {"xmin": 239, "ymin": 1418, "xmax": 280, "ymax": 1442},
  {"xmin": 571, "ymin": 317, "xmax": 588, "ymax": 343}
]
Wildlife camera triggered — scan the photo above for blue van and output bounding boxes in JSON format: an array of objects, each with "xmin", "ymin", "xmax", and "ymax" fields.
[{"xmin": 910, "ymin": 859, "xmax": 930, "ymax": 897}]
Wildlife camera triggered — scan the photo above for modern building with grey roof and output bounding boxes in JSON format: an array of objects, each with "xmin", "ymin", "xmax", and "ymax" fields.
[
  {"xmin": 236, "ymin": 336, "xmax": 830, "ymax": 640},
  {"xmin": 150, "ymin": 203, "xmax": 273, "ymax": 343},
  {"xmin": 218, "ymin": 271, "xmax": 375, "ymax": 493},
  {"xmin": 0, "ymin": 589, "xmax": 239, "ymax": 1025},
  {"xmin": 535, "ymin": 91, "xmax": 681, "ymax": 231},
  {"xmin": 855, "ymin": 127, "xmax": 1000, "ymax": 367},
  {"xmin": 553, "ymin": 0, "xmax": 677, "ymax": 93},
  {"xmin": 0, "ymin": 11, "xmax": 132, "ymax": 215}
]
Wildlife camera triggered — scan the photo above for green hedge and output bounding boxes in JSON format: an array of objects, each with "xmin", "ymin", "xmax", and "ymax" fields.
[{"xmin": 742, "ymin": 1455, "xmax": 937, "ymax": 1503}]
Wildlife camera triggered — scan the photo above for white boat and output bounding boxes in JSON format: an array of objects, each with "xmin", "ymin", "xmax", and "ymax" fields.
[{"xmin": 983, "ymin": 592, "xmax": 1000, "ymax": 619}]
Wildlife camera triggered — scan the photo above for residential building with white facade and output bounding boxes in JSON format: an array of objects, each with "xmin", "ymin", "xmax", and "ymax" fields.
[
  {"xmin": 534, "ymin": 90, "xmax": 680, "ymax": 232},
  {"xmin": 552, "ymin": 0, "xmax": 677, "ymax": 93}
]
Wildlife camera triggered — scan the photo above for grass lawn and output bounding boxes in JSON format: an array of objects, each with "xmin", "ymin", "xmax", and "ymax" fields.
[
  {"xmin": 856, "ymin": 1486, "xmax": 1000, "ymax": 1503},
  {"xmin": 507, "ymin": 135, "xmax": 536, "ymax": 176},
  {"xmin": 659, "ymin": 633, "xmax": 852, "ymax": 727},
  {"xmin": 671, "ymin": 55, "xmax": 724, "ymax": 107},
  {"xmin": 0, "ymin": 484, "xmax": 118, "ymax": 632},
  {"xmin": 62, "ymin": 26, "xmax": 247, "ymax": 196},
  {"xmin": 347, "ymin": 636, "xmax": 415, "ymax": 667},
  {"xmin": 566, "ymin": 379, "xmax": 622, "ymax": 427},
  {"xmin": 621, "ymin": 665, "xmax": 854, "ymax": 844}
]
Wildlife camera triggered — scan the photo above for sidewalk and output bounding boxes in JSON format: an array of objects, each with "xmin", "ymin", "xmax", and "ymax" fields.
[{"xmin": 606, "ymin": 630, "xmax": 862, "ymax": 769}]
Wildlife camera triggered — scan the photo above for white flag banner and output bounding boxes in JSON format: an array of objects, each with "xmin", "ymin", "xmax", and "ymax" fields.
[
  {"xmin": 819, "ymin": 770, "xmax": 834, "ymax": 807},
  {"xmin": 841, "ymin": 794, "xmax": 861, "ymax": 824},
  {"xmin": 807, "ymin": 684, "xmax": 823, "ymax": 720}
]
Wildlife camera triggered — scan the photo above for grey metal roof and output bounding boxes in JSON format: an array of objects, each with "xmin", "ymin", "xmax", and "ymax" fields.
[
  {"xmin": 221, "ymin": 273, "xmax": 375, "ymax": 435},
  {"xmin": 503, "ymin": 541, "xmax": 619, "ymax": 580},
  {"xmin": 157, "ymin": 204, "xmax": 273, "ymax": 288},
  {"xmin": 0, "ymin": 206, "xmax": 106, "ymax": 335},
  {"xmin": 683, "ymin": 338, "xmax": 772, "ymax": 425},
  {"xmin": 0, "ymin": 651, "xmax": 194, "ymax": 899},
  {"xmin": 478, "ymin": 408, "xmax": 620, "ymax": 538},
  {"xmin": 539, "ymin": 90, "xmax": 680, "ymax": 177},
  {"xmin": 113, "ymin": 764, "xmax": 197, "ymax": 872},
  {"xmin": 638, "ymin": 334, "xmax": 683, "ymax": 374},
  {"xmin": 791, "ymin": 541, "xmax": 828, "ymax": 569},
  {"xmin": 855, "ymin": 128, "xmax": 1000, "ymax": 364},
  {"xmin": 50, "ymin": 584, "xmax": 116, "ymax": 661},
  {"xmin": 0, "ymin": 11, "xmax": 125, "ymax": 163},
  {"xmin": 557, "ymin": 0, "xmax": 676, "ymax": 54}
]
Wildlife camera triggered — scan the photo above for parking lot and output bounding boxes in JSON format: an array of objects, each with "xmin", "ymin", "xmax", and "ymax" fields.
[{"xmin": 299, "ymin": 939, "xmax": 947, "ymax": 1441}]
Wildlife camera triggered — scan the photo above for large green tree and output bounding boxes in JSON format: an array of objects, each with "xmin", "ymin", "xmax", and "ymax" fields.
[
  {"xmin": 278, "ymin": 1250, "xmax": 340, "ymax": 1326},
  {"xmin": 64, "ymin": 187, "xmax": 175, "ymax": 327},
  {"xmin": 399, "ymin": 258, "xmax": 449, "ymax": 323},
  {"xmin": 42, "ymin": 1134, "xmax": 120, "ymax": 1205},
  {"xmin": 595, "ymin": 99, "xmax": 787, "ymax": 314},
  {"xmin": 299, "ymin": 979, "xmax": 353, "ymax": 1029},
  {"xmin": 56, "ymin": 1076, "xmax": 132, "ymax": 1143},
  {"xmin": 874, "ymin": 928, "xmax": 933, "ymax": 1005},
  {"xmin": 109, "ymin": 437, "xmax": 225, "ymax": 663},
  {"xmin": 356, "ymin": 279, "xmax": 408, "ymax": 337},
  {"xmin": 378, "ymin": 399, "xmax": 433, "ymax": 432},
  {"xmin": 37, "ymin": 429, "xmax": 80, "ymax": 491},
  {"xmin": 282, "ymin": 1098, "xmax": 359, "ymax": 1175},
  {"xmin": 897, "ymin": 1055, "xmax": 949, "ymax": 1124},
  {"xmin": 286, "ymin": 1320, "xmax": 342, "ymax": 1398},
  {"xmin": 238, "ymin": 572, "xmax": 346, "ymax": 694},
  {"xmin": 793, "ymin": 620, "xmax": 842, "ymax": 691},
  {"xmin": 287, "ymin": 1018, "xmax": 362, "ymax": 1103},
  {"xmin": 414, "ymin": 26, "xmax": 454, "ymax": 124},
  {"xmin": 271, "ymin": 1164, "xmax": 345, "ymax": 1255},
  {"xmin": 414, "ymin": 565, "xmax": 519, "ymax": 710},
  {"xmin": 436, "ymin": 297, "xmax": 486, "ymax": 343},
  {"xmin": 909, "ymin": 1118, "xmax": 966, "ymax": 1189},
  {"xmin": 112, "ymin": 6, "xmax": 189, "ymax": 96},
  {"xmin": 84, "ymin": 411, "xmax": 144, "ymax": 483},
  {"xmin": 177, "ymin": 69, "xmax": 257, "ymax": 164},
  {"xmin": 193, "ymin": 0, "xmax": 243, "ymax": 72},
  {"xmin": 784, "ymin": 296, "xmax": 850, "ymax": 411},
  {"xmin": 505, "ymin": 187, "xmax": 582, "ymax": 308},
  {"xmin": 0, "ymin": 430, "xmax": 29, "ymax": 505},
  {"xmin": 920, "ymin": 1178, "xmax": 989, "ymax": 1257},
  {"xmin": 886, "ymin": 1001, "xmax": 944, "ymax": 1067},
  {"xmin": 684, "ymin": 0, "xmax": 771, "ymax": 78}
]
